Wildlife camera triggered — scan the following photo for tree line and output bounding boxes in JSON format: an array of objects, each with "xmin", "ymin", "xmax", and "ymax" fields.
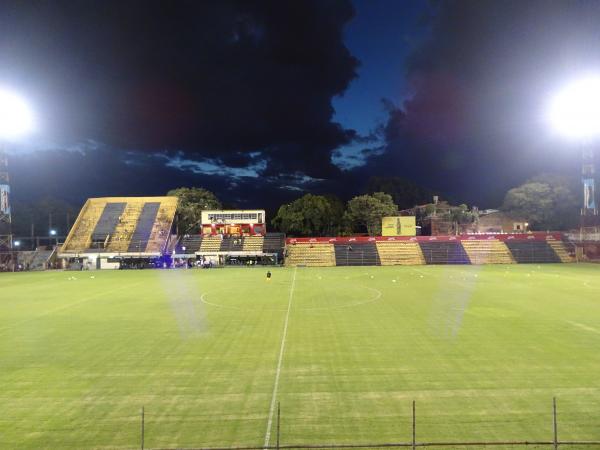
[
  {"xmin": 10, "ymin": 174, "xmax": 584, "ymax": 237},
  {"xmin": 167, "ymin": 174, "xmax": 582, "ymax": 236}
]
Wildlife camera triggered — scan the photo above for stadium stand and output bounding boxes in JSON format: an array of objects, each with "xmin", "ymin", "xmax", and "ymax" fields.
[
  {"xmin": 62, "ymin": 201, "xmax": 105, "ymax": 251},
  {"xmin": 16, "ymin": 249, "xmax": 54, "ymax": 271},
  {"xmin": 199, "ymin": 236, "xmax": 222, "ymax": 252},
  {"xmin": 30, "ymin": 249, "xmax": 53, "ymax": 270},
  {"xmin": 505, "ymin": 240, "xmax": 561, "ymax": 263},
  {"xmin": 242, "ymin": 236, "xmax": 264, "ymax": 252},
  {"xmin": 285, "ymin": 243, "xmax": 336, "ymax": 266},
  {"xmin": 263, "ymin": 233, "xmax": 285, "ymax": 254},
  {"xmin": 177, "ymin": 235, "xmax": 202, "ymax": 254},
  {"xmin": 546, "ymin": 237, "xmax": 576, "ymax": 263},
  {"xmin": 219, "ymin": 236, "xmax": 244, "ymax": 252},
  {"xmin": 376, "ymin": 241, "xmax": 425, "ymax": 265},
  {"xmin": 91, "ymin": 202, "xmax": 127, "ymax": 248},
  {"xmin": 334, "ymin": 243, "xmax": 381, "ymax": 266},
  {"xmin": 286, "ymin": 234, "xmax": 573, "ymax": 267},
  {"xmin": 146, "ymin": 200, "xmax": 178, "ymax": 253},
  {"xmin": 127, "ymin": 202, "xmax": 161, "ymax": 252},
  {"xmin": 16, "ymin": 251, "xmax": 35, "ymax": 269},
  {"xmin": 107, "ymin": 203, "xmax": 143, "ymax": 252},
  {"xmin": 61, "ymin": 197, "xmax": 177, "ymax": 255},
  {"xmin": 461, "ymin": 239, "xmax": 515, "ymax": 264},
  {"xmin": 419, "ymin": 241, "xmax": 471, "ymax": 264}
]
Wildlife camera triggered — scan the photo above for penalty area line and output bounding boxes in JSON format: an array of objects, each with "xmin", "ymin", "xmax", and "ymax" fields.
[{"xmin": 263, "ymin": 266, "xmax": 297, "ymax": 449}]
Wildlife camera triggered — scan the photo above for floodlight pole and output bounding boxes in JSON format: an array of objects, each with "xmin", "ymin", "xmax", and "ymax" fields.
[
  {"xmin": 0, "ymin": 142, "xmax": 14, "ymax": 270},
  {"xmin": 580, "ymin": 143, "xmax": 598, "ymax": 237}
]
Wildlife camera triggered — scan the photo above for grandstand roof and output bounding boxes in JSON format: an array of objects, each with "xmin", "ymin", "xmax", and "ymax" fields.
[{"xmin": 59, "ymin": 196, "xmax": 178, "ymax": 256}]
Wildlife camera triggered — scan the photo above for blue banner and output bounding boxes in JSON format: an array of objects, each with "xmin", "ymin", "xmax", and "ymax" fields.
[
  {"xmin": 0, "ymin": 184, "xmax": 9, "ymax": 215},
  {"xmin": 583, "ymin": 178, "xmax": 596, "ymax": 210}
]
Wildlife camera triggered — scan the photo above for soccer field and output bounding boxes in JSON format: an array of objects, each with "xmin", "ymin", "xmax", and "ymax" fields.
[{"xmin": 1, "ymin": 264, "xmax": 600, "ymax": 449}]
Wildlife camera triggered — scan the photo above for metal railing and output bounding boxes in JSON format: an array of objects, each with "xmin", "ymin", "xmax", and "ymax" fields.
[{"xmin": 129, "ymin": 398, "xmax": 599, "ymax": 450}]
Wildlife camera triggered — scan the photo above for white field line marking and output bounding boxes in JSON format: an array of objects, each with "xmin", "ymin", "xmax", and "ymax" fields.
[
  {"xmin": 264, "ymin": 266, "xmax": 297, "ymax": 449},
  {"xmin": 0, "ymin": 280, "xmax": 144, "ymax": 337},
  {"xmin": 200, "ymin": 286, "xmax": 381, "ymax": 312}
]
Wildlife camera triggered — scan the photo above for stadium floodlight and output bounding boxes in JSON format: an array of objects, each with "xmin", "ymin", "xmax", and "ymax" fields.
[
  {"xmin": 548, "ymin": 76, "xmax": 600, "ymax": 140},
  {"xmin": 14, "ymin": 240, "xmax": 20, "ymax": 247},
  {"xmin": 0, "ymin": 88, "xmax": 34, "ymax": 140},
  {"xmin": 49, "ymin": 229, "xmax": 57, "ymax": 236}
]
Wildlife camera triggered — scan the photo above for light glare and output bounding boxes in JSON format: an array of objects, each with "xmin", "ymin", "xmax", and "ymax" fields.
[
  {"xmin": 0, "ymin": 88, "xmax": 34, "ymax": 139},
  {"xmin": 548, "ymin": 76, "xmax": 600, "ymax": 139}
]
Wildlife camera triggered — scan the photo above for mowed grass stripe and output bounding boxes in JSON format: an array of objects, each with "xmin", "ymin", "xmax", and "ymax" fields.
[
  {"xmin": 263, "ymin": 266, "xmax": 296, "ymax": 448},
  {"xmin": 1, "ymin": 265, "xmax": 600, "ymax": 449}
]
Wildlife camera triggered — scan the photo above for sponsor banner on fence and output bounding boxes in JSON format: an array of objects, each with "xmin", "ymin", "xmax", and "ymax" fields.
[{"xmin": 287, "ymin": 232, "xmax": 564, "ymax": 244}]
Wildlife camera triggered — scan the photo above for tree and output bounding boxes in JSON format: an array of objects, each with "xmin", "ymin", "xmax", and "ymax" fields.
[
  {"xmin": 502, "ymin": 174, "xmax": 579, "ymax": 230},
  {"xmin": 344, "ymin": 192, "xmax": 398, "ymax": 236},
  {"xmin": 272, "ymin": 194, "xmax": 342, "ymax": 236},
  {"xmin": 322, "ymin": 194, "xmax": 346, "ymax": 235},
  {"xmin": 167, "ymin": 187, "xmax": 222, "ymax": 234},
  {"xmin": 366, "ymin": 176, "xmax": 435, "ymax": 209}
]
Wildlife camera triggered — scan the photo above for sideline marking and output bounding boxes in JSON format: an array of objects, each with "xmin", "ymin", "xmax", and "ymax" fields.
[{"xmin": 264, "ymin": 266, "xmax": 296, "ymax": 449}]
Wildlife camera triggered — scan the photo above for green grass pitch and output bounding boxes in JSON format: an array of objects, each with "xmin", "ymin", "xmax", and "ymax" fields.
[{"xmin": 2, "ymin": 264, "xmax": 600, "ymax": 449}]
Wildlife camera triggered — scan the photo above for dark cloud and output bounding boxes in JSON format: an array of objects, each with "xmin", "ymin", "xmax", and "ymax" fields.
[
  {"xmin": 8, "ymin": 146, "xmax": 310, "ymax": 234},
  {"xmin": 356, "ymin": 0, "xmax": 599, "ymax": 206},
  {"xmin": 5, "ymin": 0, "xmax": 599, "ymax": 215},
  {"xmin": 0, "ymin": 0, "xmax": 358, "ymax": 178}
]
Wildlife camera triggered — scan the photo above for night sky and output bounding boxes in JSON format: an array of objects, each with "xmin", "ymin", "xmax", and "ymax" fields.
[{"xmin": 2, "ymin": 0, "xmax": 600, "ymax": 213}]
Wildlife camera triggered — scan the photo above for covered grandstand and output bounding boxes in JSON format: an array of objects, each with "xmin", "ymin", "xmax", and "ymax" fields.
[
  {"xmin": 173, "ymin": 233, "xmax": 285, "ymax": 266},
  {"xmin": 58, "ymin": 197, "xmax": 577, "ymax": 269},
  {"xmin": 58, "ymin": 196, "xmax": 178, "ymax": 269}
]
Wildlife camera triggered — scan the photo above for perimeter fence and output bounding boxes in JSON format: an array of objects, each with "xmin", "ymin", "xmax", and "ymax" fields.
[{"xmin": 136, "ymin": 398, "xmax": 600, "ymax": 450}]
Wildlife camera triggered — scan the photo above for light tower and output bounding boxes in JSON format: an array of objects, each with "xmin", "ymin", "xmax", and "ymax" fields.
[
  {"xmin": 582, "ymin": 145, "xmax": 597, "ymax": 219},
  {"xmin": 0, "ymin": 88, "xmax": 34, "ymax": 268},
  {"xmin": 548, "ymin": 75, "xmax": 600, "ymax": 235},
  {"xmin": 0, "ymin": 144, "xmax": 11, "ymax": 256}
]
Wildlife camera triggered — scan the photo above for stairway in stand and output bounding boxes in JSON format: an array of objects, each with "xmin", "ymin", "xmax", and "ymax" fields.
[
  {"xmin": 285, "ymin": 243, "xmax": 335, "ymax": 267},
  {"xmin": 546, "ymin": 238, "xmax": 576, "ymax": 262}
]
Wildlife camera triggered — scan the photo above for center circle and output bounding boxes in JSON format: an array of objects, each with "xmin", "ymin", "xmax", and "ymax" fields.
[{"xmin": 200, "ymin": 284, "xmax": 381, "ymax": 311}]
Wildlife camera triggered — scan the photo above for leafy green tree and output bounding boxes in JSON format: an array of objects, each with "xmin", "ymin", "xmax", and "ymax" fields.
[
  {"xmin": 272, "ymin": 194, "xmax": 342, "ymax": 236},
  {"xmin": 322, "ymin": 194, "xmax": 346, "ymax": 235},
  {"xmin": 167, "ymin": 187, "xmax": 222, "ymax": 234},
  {"xmin": 344, "ymin": 192, "xmax": 398, "ymax": 236},
  {"xmin": 449, "ymin": 203, "xmax": 474, "ymax": 224},
  {"xmin": 502, "ymin": 174, "xmax": 579, "ymax": 230}
]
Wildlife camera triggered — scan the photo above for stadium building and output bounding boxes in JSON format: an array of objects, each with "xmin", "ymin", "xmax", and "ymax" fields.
[
  {"xmin": 49, "ymin": 195, "xmax": 580, "ymax": 270},
  {"xmin": 58, "ymin": 196, "xmax": 178, "ymax": 269}
]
